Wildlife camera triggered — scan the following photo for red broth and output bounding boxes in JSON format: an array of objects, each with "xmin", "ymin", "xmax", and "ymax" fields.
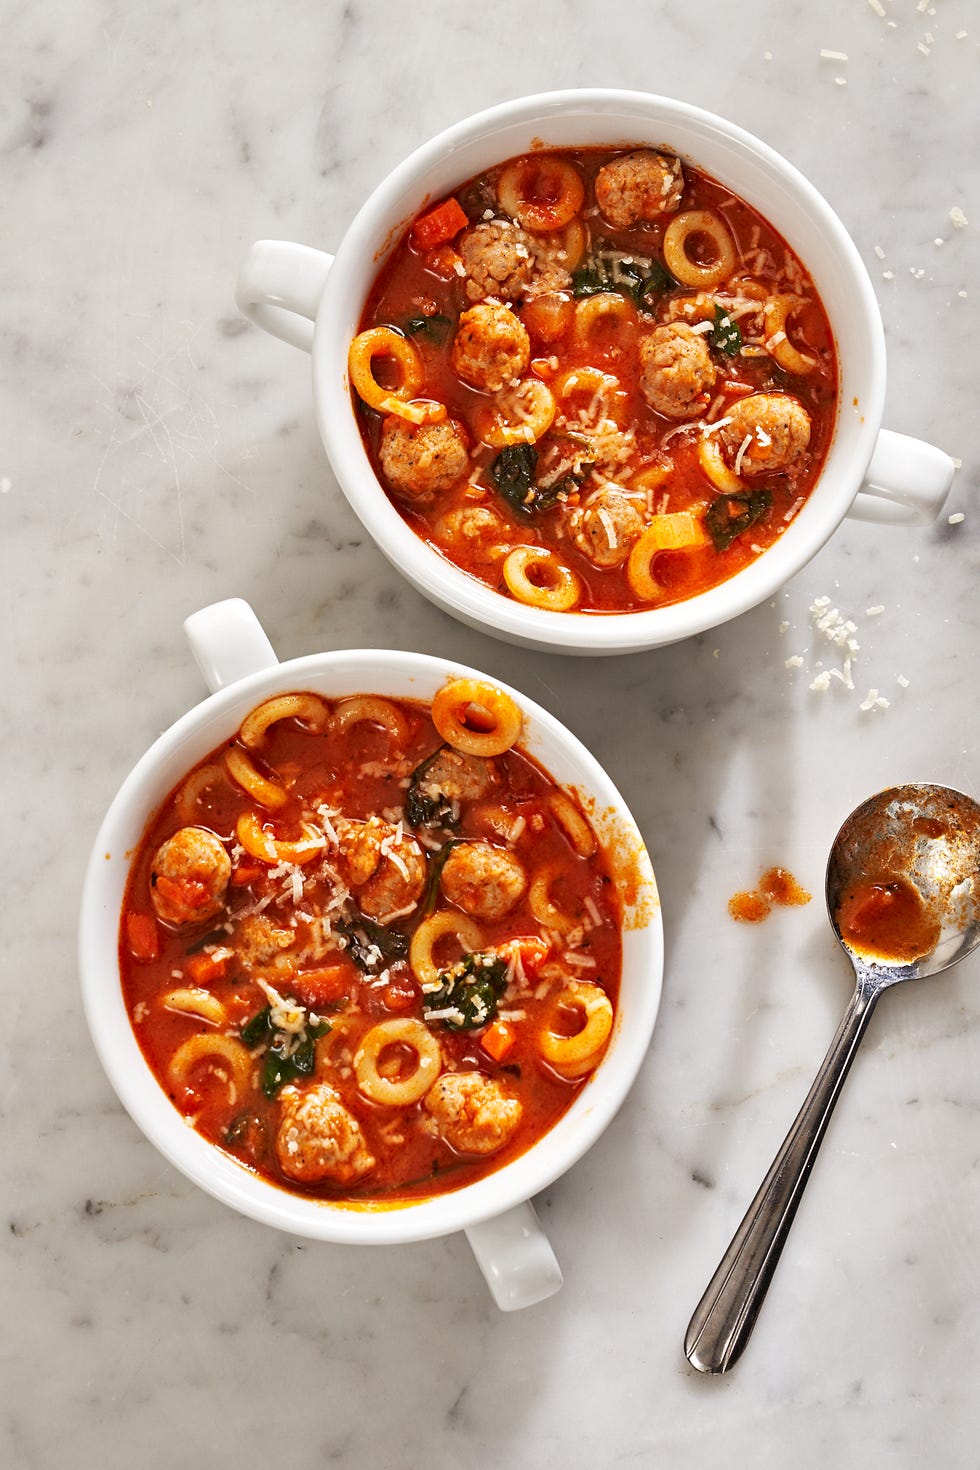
[
  {"xmin": 350, "ymin": 146, "xmax": 838, "ymax": 615},
  {"xmin": 119, "ymin": 685, "xmax": 621, "ymax": 1204}
]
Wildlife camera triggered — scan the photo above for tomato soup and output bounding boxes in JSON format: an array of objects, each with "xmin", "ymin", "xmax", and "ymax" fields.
[
  {"xmin": 349, "ymin": 145, "xmax": 838, "ymax": 615},
  {"xmin": 119, "ymin": 682, "xmax": 621, "ymax": 1203}
]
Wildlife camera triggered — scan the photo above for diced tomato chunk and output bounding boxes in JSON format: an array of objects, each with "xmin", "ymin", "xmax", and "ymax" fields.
[
  {"xmin": 125, "ymin": 911, "xmax": 160, "ymax": 962},
  {"xmin": 411, "ymin": 197, "xmax": 468, "ymax": 251},
  {"xmin": 382, "ymin": 975, "xmax": 419, "ymax": 1013},
  {"xmin": 289, "ymin": 966, "xmax": 352, "ymax": 1009},
  {"xmin": 153, "ymin": 873, "xmax": 210, "ymax": 913}
]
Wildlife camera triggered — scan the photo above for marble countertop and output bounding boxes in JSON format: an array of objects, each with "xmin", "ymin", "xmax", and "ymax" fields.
[{"xmin": 3, "ymin": 1, "xmax": 978, "ymax": 1465}]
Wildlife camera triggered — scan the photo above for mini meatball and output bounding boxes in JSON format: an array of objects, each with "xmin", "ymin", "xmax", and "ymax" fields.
[
  {"xmin": 440, "ymin": 840, "xmax": 527, "ymax": 921},
  {"xmin": 150, "ymin": 826, "xmax": 231, "ymax": 926},
  {"xmin": 424, "ymin": 1071, "xmax": 522, "ymax": 1156},
  {"xmin": 415, "ymin": 748, "xmax": 499, "ymax": 810},
  {"xmin": 569, "ymin": 487, "xmax": 644, "ymax": 568},
  {"xmin": 335, "ymin": 816, "xmax": 426, "ymax": 920},
  {"xmin": 719, "ymin": 393, "xmax": 812, "ymax": 474},
  {"xmin": 458, "ymin": 220, "xmax": 535, "ymax": 303},
  {"xmin": 276, "ymin": 1082, "xmax": 375, "ymax": 1185},
  {"xmin": 234, "ymin": 913, "xmax": 296, "ymax": 969},
  {"xmin": 594, "ymin": 149, "xmax": 685, "ymax": 229},
  {"xmin": 434, "ymin": 505, "xmax": 509, "ymax": 566},
  {"xmin": 379, "ymin": 415, "xmax": 469, "ymax": 501},
  {"xmin": 451, "ymin": 302, "xmax": 530, "ymax": 392},
  {"xmin": 639, "ymin": 323, "xmax": 716, "ymax": 419}
]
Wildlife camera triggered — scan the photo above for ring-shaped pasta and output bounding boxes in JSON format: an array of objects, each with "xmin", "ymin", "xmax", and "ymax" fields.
[
  {"xmin": 698, "ymin": 434, "xmax": 746, "ymax": 493},
  {"xmin": 354, "ymin": 1019, "xmax": 442, "ymax": 1107},
  {"xmin": 572, "ymin": 292, "xmax": 636, "ymax": 345},
  {"xmin": 528, "ymin": 861, "xmax": 582, "ymax": 935},
  {"xmin": 764, "ymin": 294, "xmax": 816, "ymax": 375},
  {"xmin": 477, "ymin": 379, "xmax": 556, "ymax": 448},
  {"xmin": 553, "ymin": 366, "xmax": 626, "ymax": 428},
  {"xmin": 162, "ymin": 988, "xmax": 227, "ymax": 1026},
  {"xmin": 432, "ymin": 678, "xmax": 524, "ymax": 758},
  {"xmin": 168, "ymin": 1034, "xmax": 254, "ymax": 1097},
  {"xmin": 175, "ymin": 763, "xmax": 228, "ymax": 825},
  {"xmin": 503, "ymin": 546, "xmax": 581, "ymax": 613},
  {"xmin": 547, "ymin": 791, "xmax": 597, "ymax": 859},
  {"xmin": 348, "ymin": 327, "xmax": 423, "ymax": 412},
  {"xmin": 224, "ymin": 746, "xmax": 288, "ymax": 810},
  {"xmin": 240, "ymin": 694, "xmax": 330, "ymax": 748},
  {"xmin": 235, "ymin": 811, "xmax": 327, "ymax": 867},
  {"xmin": 663, "ymin": 211, "xmax": 737, "ymax": 291},
  {"xmin": 668, "ymin": 292, "xmax": 718, "ymax": 324},
  {"xmin": 626, "ymin": 513, "xmax": 706, "ymax": 603},
  {"xmin": 332, "ymin": 695, "xmax": 409, "ymax": 746},
  {"xmin": 497, "ymin": 156, "xmax": 585, "ymax": 232},
  {"xmin": 539, "ymin": 981, "xmax": 614, "ymax": 1078},
  {"xmin": 410, "ymin": 910, "xmax": 484, "ymax": 989}
]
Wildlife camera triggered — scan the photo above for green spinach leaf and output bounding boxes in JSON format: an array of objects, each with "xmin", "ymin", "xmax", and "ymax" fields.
[
  {"xmin": 704, "ymin": 490, "xmax": 773, "ymax": 551},
  {"xmin": 422, "ymin": 950, "xmax": 509, "ymax": 1031}
]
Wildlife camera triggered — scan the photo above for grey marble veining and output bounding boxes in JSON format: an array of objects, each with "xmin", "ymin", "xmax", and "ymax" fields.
[{"xmin": 2, "ymin": 1, "xmax": 978, "ymax": 1466}]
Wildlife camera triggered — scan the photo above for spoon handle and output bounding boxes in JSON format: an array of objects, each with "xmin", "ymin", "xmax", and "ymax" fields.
[{"xmin": 684, "ymin": 982, "xmax": 879, "ymax": 1374}]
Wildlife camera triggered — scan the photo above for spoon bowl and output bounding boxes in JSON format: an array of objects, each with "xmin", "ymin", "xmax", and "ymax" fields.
[{"xmin": 685, "ymin": 783, "xmax": 980, "ymax": 1375}]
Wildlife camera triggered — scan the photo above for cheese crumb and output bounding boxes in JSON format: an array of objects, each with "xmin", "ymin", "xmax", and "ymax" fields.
[
  {"xmin": 897, "ymin": 675, "xmax": 910, "ymax": 688},
  {"xmin": 882, "ymin": 269, "xmax": 895, "ymax": 280},
  {"xmin": 866, "ymin": 605, "xmax": 885, "ymax": 616},
  {"xmin": 859, "ymin": 688, "xmax": 890, "ymax": 713},
  {"xmin": 810, "ymin": 671, "xmax": 832, "ymax": 692},
  {"xmin": 948, "ymin": 512, "xmax": 965, "ymax": 524},
  {"xmin": 785, "ymin": 655, "xmax": 804, "ymax": 669},
  {"xmin": 949, "ymin": 206, "xmax": 969, "ymax": 229},
  {"xmin": 867, "ymin": 0, "xmax": 886, "ymax": 13},
  {"xmin": 779, "ymin": 620, "xmax": 790, "ymax": 633},
  {"xmin": 873, "ymin": 245, "xmax": 886, "ymax": 260}
]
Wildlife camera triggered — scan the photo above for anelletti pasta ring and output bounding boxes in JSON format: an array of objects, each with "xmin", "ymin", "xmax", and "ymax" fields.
[
  {"xmin": 497, "ymin": 156, "xmax": 585, "ymax": 231},
  {"xmin": 410, "ymin": 910, "xmax": 483, "ymax": 989},
  {"xmin": 698, "ymin": 434, "xmax": 746, "ymax": 493},
  {"xmin": 224, "ymin": 746, "xmax": 288, "ymax": 810},
  {"xmin": 528, "ymin": 860, "xmax": 582, "ymax": 934},
  {"xmin": 235, "ymin": 811, "xmax": 327, "ymax": 866},
  {"xmin": 348, "ymin": 327, "xmax": 446, "ymax": 425},
  {"xmin": 432, "ymin": 677, "xmax": 524, "ymax": 757},
  {"xmin": 764, "ymin": 294, "xmax": 817, "ymax": 374},
  {"xmin": 663, "ymin": 210, "xmax": 737, "ymax": 290},
  {"xmin": 354, "ymin": 1019, "xmax": 442, "ymax": 1107},
  {"xmin": 240, "ymin": 693, "xmax": 330, "ymax": 747},
  {"xmin": 502, "ymin": 547, "xmax": 581, "ymax": 613},
  {"xmin": 539, "ymin": 981, "xmax": 614, "ymax": 1079},
  {"xmin": 333, "ymin": 695, "xmax": 409, "ymax": 745},
  {"xmin": 168, "ymin": 1034, "xmax": 254, "ymax": 1098},
  {"xmin": 478, "ymin": 379, "xmax": 556, "ymax": 448}
]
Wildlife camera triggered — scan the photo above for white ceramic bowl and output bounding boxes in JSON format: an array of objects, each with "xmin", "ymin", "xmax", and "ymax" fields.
[
  {"xmin": 237, "ymin": 89, "xmax": 953, "ymax": 656},
  {"xmin": 78, "ymin": 599, "xmax": 663, "ymax": 1309}
]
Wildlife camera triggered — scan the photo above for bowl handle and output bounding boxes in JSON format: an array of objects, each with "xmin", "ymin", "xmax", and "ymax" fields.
[
  {"xmin": 464, "ymin": 1201, "xmax": 563, "ymax": 1311},
  {"xmin": 235, "ymin": 240, "xmax": 334, "ymax": 354},
  {"xmin": 846, "ymin": 428, "xmax": 955, "ymax": 526},
  {"xmin": 184, "ymin": 598, "xmax": 280, "ymax": 693}
]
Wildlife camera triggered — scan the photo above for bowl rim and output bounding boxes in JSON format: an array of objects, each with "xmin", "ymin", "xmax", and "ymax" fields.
[
  {"xmin": 311, "ymin": 87, "xmax": 885, "ymax": 654},
  {"xmin": 78, "ymin": 646, "xmax": 664, "ymax": 1244}
]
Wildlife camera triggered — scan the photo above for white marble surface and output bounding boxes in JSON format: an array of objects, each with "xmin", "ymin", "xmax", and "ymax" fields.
[{"xmin": 3, "ymin": 1, "xmax": 978, "ymax": 1465}]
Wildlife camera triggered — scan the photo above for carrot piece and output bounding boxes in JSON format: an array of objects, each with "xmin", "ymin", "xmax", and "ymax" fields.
[
  {"xmin": 481, "ymin": 1020, "xmax": 516, "ymax": 1063},
  {"xmin": 412, "ymin": 197, "xmax": 468, "ymax": 251},
  {"xmin": 126, "ymin": 912, "xmax": 160, "ymax": 962},
  {"xmin": 186, "ymin": 950, "xmax": 229, "ymax": 986}
]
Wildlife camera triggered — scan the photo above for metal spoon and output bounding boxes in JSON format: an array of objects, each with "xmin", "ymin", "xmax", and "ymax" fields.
[{"xmin": 685, "ymin": 783, "xmax": 980, "ymax": 1375}]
